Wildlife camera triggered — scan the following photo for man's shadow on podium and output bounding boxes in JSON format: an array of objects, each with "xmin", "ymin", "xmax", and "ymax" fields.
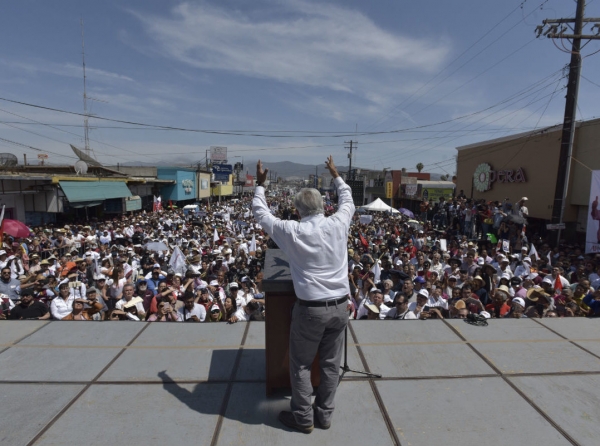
[{"xmin": 158, "ymin": 348, "xmax": 292, "ymax": 431}]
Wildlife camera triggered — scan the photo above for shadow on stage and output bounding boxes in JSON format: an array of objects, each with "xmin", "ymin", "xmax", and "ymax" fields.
[{"xmin": 158, "ymin": 348, "xmax": 291, "ymax": 431}]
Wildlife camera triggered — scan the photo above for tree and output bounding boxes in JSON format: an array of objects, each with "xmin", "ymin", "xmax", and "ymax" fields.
[
  {"xmin": 440, "ymin": 174, "xmax": 449, "ymax": 181},
  {"xmin": 416, "ymin": 163, "xmax": 424, "ymax": 173}
]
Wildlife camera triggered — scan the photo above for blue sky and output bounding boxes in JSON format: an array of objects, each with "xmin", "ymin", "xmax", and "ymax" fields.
[{"xmin": 1, "ymin": 0, "xmax": 599, "ymax": 178}]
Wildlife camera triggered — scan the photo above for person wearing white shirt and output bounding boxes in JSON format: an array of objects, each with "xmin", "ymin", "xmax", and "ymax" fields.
[
  {"xmin": 178, "ymin": 294, "xmax": 206, "ymax": 322},
  {"xmin": 404, "ymin": 290, "xmax": 429, "ymax": 320},
  {"xmin": 50, "ymin": 281, "xmax": 75, "ymax": 320},
  {"xmin": 430, "ymin": 252, "xmax": 444, "ymax": 276},
  {"xmin": 124, "ymin": 226, "xmax": 135, "ymax": 238},
  {"xmin": 356, "ymin": 288, "xmax": 390, "ymax": 320},
  {"xmin": 252, "ymin": 156, "xmax": 353, "ymax": 432},
  {"xmin": 114, "ymin": 284, "xmax": 146, "ymax": 318},
  {"xmin": 427, "ymin": 288, "xmax": 448, "ymax": 310},
  {"xmin": 99, "ymin": 231, "xmax": 111, "ymax": 245}
]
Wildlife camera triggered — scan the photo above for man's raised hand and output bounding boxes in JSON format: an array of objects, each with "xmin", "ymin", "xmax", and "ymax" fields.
[
  {"xmin": 325, "ymin": 155, "xmax": 339, "ymax": 179},
  {"xmin": 256, "ymin": 160, "xmax": 268, "ymax": 186}
]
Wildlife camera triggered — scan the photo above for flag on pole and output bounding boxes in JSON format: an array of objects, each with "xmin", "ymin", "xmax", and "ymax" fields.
[
  {"xmin": 359, "ymin": 233, "xmax": 369, "ymax": 249},
  {"xmin": 249, "ymin": 234, "xmax": 257, "ymax": 253},
  {"xmin": 370, "ymin": 260, "xmax": 381, "ymax": 283},
  {"xmin": 213, "ymin": 228, "xmax": 220, "ymax": 243},
  {"xmin": 529, "ymin": 244, "xmax": 539, "ymax": 261},
  {"xmin": 169, "ymin": 246, "xmax": 187, "ymax": 276},
  {"xmin": 153, "ymin": 196, "xmax": 162, "ymax": 212}
]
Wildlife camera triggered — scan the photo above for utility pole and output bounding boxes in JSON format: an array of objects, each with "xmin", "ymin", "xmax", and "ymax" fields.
[
  {"xmin": 536, "ymin": 0, "xmax": 600, "ymax": 244},
  {"xmin": 345, "ymin": 140, "xmax": 357, "ymax": 179}
]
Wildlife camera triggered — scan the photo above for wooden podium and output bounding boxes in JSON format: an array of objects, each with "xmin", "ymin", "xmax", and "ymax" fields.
[{"xmin": 263, "ymin": 249, "xmax": 320, "ymax": 396}]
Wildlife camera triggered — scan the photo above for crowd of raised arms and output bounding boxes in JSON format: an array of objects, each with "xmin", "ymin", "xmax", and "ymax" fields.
[{"xmin": 1, "ymin": 190, "xmax": 599, "ymax": 322}]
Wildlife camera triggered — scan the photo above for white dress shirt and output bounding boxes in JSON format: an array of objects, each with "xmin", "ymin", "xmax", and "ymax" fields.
[
  {"xmin": 50, "ymin": 296, "xmax": 74, "ymax": 320},
  {"xmin": 252, "ymin": 177, "xmax": 355, "ymax": 301}
]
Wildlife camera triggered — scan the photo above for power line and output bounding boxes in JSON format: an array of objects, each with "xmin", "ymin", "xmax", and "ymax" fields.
[{"xmin": 0, "ymin": 92, "xmax": 570, "ymax": 139}]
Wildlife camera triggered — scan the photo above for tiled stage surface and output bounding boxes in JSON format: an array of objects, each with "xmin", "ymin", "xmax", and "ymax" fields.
[{"xmin": 1, "ymin": 318, "xmax": 600, "ymax": 446}]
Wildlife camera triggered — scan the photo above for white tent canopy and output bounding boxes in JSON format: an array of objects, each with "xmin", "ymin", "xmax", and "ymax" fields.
[{"xmin": 359, "ymin": 198, "xmax": 399, "ymax": 213}]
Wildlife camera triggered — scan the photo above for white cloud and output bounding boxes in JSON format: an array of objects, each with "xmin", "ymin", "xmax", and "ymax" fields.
[
  {"xmin": 132, "ymin": 1, "xmax": 451, "ymax": 101},
  {"xmin": 0, "ymin": 59, "xmax": 133, "ymax": 84}
]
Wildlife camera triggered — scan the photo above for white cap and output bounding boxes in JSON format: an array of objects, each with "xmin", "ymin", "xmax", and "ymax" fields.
[
  {"xmin": 512, "ymin": 297, "xmax": 526, "ymax": 307},
  {"xmin": 417, "ymin": 289, "xmax": 429, "ymax": 298},
  {"xmin": 479, "ymin": 311, "xmax": 491, "ymax": 319}
]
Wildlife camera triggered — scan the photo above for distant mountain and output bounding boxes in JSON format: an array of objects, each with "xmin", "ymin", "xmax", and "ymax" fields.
[{"xmin": 112, "ymin": 159, "xmax": 449, "ymax": 181}]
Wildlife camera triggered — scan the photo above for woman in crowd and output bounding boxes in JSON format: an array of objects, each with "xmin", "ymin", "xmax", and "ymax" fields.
[
  {"xmin": 147, "ymin": 300, "xmax": 179, "ymax": 322},
  {"xmin": 107, "ymin": 266, "xmax": 126, "ymax": 310},
  {"xmin": 223, "ymin": 294, "xmax": 238, "ymax": 322},
  {"xmin": 206, "ymin": 302, "xmax": 225, "ymax": 322},
  {"xmin": 50, "ymin": 280, "xmax": 74, "ymax": 320}
]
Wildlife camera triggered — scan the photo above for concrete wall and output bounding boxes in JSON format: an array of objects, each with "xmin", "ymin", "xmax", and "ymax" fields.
[
  {"xmin": 157, "ymin": 168, "xmax": 197, "ymax": 202},
  {"xmin": 456, "ymin": 127, "xmax": 562, "ymax": 220},
  {"xmin": 568, "ymin": 120, "xmax": 600, "ymax": 207},
  {"xmin": 456, "ymin": 119, "xmax": 600, "ymax": 222},
  {"xmin": 197, "ymin": 172, "xmax": 211, "ymax": 199},
  {"xmin": 212, "ymin": 184, "xmax": 233, "ymax": 197}
]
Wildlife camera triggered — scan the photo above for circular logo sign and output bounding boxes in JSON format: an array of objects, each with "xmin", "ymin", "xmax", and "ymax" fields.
[{"xmin": 473, "ymin": 163, "xmax": 492, "ymax": 192}]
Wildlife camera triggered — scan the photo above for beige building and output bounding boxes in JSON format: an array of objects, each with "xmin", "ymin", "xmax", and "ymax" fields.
[{"xmin": 456, "ymin": 118, "xmax": 600, "ymax": 233}]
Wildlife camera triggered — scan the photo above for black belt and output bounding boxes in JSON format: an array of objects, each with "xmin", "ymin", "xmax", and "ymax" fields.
[{"xmin": 297, "ymin": 296, "xmax": 347, "ymax": 307}]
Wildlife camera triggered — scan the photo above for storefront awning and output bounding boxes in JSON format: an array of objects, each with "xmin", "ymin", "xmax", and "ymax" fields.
[{"xmin": 59, "ymin": 181, "xmax": 132, "ymax": 203}]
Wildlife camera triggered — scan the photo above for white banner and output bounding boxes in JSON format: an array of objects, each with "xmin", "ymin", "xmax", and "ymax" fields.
[
  {"xmin": 586, "ymin": 170, "xmax": 600, "ymax": 253},
  {"xmin": 359, "ymin": 215, "xmax": 373, "ymax": 225},
  {"xmin": 169, "ymin": 246, "xmax": 187, "ymax": 276},
  {"xmin": 405, "ymin": 184, "xmax": 418, "ymax": 196},
  {"xmin": 210, "ymin": 146, "xmax": 227, "ymax": 163},
  {"xmin": 439, "ymin": 239, "xmax": 447, "ymax": 252}
]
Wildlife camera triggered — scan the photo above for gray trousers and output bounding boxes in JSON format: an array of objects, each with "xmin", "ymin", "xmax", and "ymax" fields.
[{"xmin": 289, "ymin": 300, "xmax": 349, "ymax": 426}]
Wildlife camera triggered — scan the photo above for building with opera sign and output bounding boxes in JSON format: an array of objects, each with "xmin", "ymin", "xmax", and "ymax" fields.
[{"xmin": 455, "ymin": 118, "xmax": 600, "ymax": 239}]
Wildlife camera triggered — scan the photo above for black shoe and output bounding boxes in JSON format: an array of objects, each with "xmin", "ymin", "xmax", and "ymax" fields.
[{"xmin": 278, "ymin": 411, "xmax": 314, "ymax": 433}]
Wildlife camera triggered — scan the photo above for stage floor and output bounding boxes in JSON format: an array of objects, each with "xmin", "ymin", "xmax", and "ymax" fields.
[{"xmin": 1, "ymin": 318, "xmax": 600, "ymax": 446}]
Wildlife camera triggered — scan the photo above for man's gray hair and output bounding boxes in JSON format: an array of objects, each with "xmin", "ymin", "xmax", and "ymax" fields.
[{"xmin": 294, "ymin": 188, "xmax": 324, "ymax": 218}]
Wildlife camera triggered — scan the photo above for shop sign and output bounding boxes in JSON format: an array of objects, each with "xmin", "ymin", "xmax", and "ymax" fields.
[
  {"xmin": 182, "ymin": 179, "xmax": 194, "ymax": 195},
  {"xmin": 210, "ymin": 146, "xmax": 227, "ymax": 164},
  {"xmin": 405, "ymin": 184, "xmax": 418, "ymax": 196},
  {"xmin": 386, "ymin": 182, "xmax": 393, "ymax": 198},
  {"xmin": 422, "ymin": 188, "xmax": 453, "ymax": 201},
  {"xmin": 473, "ymin": 163, "xmax": 526, "ymax": 192}
]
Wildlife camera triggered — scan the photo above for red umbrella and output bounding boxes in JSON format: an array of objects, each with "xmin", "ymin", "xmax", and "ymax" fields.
[{"xmin": 2, "ymin": 219, "xmax": 31, "ymax": 238}]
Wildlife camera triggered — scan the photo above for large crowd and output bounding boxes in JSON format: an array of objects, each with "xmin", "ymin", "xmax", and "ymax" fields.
[{"xmin": 1, "ymin": 189, "xmax": 599, "ymax": 322}]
